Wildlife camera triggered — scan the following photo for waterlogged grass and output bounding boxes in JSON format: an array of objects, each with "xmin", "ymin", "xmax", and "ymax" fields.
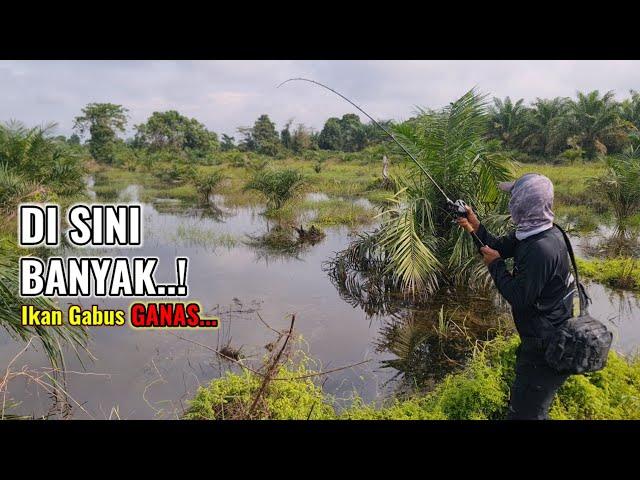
[
  {"xmin": 170, "ymin": 224, "xmax": 238, "ymax": 250},
  {"xmin": 93, "ymin": 182, "xmax": 125, "ymax": 201},
  {"xmin": 577, "ymin": 257, "xmax": 640, "ymax": 292},
  {"xmin": 311, "ymin": 200, "xmax": 375, "ymax": 228},
  {"xmin": 93, "ymin": 155, "xmax": 391, "ymax": 206},
  {"xmin": 92, "ymin": 158, "xmax": 615, "ymax": 231},
  {"xmin": 185, "ymin": 335, "xmax": 640, "ymax": 420},
  {"xmin": 554, "ymin": 205, "xmax": 602, "ymax": 233},
  {"xmin": 275, "ymin": 197, "xmax": 376, "ymax": 228},
  {"xmin": 514, "ymin": 162, "xmax": 607, "ymax": 212}
]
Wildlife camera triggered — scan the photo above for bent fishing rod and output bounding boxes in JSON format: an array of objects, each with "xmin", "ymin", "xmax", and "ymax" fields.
[{"xmin": 277, "ymin": 77, "xmax": 485, "ymax": 249}]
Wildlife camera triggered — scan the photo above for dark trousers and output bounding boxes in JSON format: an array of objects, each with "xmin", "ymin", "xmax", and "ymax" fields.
[{"xmin": 506, "ymin": 343, "xmax": 570, "ymax": 420}]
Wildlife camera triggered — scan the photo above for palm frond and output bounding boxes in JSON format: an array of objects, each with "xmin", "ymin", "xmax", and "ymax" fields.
[{"xmin": 0, "ymin": 241, "xmax": 88, "ymax": 369}]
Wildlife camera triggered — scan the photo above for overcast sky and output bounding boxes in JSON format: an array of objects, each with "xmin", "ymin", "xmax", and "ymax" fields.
[{"xmin": 2, "ymin": 60, "xmax": 640, "ymax": 139}]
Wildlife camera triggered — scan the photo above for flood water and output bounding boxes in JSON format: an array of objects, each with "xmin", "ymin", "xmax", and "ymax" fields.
[{"xmin": 1, "ymin": 183, "xmax": 638, "ymax": 419}]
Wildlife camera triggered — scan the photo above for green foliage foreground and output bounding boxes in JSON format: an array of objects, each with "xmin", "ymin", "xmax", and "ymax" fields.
[{"xmin": 185, "ymin": 335, "xmax": 640, "ymax": 420}]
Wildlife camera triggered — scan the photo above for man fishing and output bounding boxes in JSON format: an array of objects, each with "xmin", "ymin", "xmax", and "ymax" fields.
[
  {"xmin": 456, "ymin": 173, "xmax": 575, "ymax": 420},
  {"xmin": 280, "ymin": 79, "xmax": 609, "ymax": 419}
]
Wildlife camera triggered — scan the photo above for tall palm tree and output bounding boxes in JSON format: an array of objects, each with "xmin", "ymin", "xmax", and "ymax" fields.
[
  {"xmin": 564, "ymin": 90, "xmax": 627, "ymax": 159},
  {"xmin": 0, "ymin": 122, "xmax": 88, "ymax": 370},
  {"xmin": 522, "ymin": 97, "xmax": 569, "ymax": 156},
  {"xmin": 328, "ymin": 90, "xmax": 513, "ymax": 300},
  {"xmin": 621, "ymin": 90, "xmax": 640, "ymax": 131},
  {"xmin": 488, "ymin": 97, "xmax": 530, "ymax": 149}
]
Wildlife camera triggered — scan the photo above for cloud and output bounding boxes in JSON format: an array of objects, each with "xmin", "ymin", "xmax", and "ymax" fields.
[{"xmin": 1, "ymin": 60, "xmax": 639, "ymax": 138}]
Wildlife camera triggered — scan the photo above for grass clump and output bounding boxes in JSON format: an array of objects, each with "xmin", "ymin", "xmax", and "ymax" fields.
[
  {"xmin": 184, "ymin": 358, "xmax": 335, "ymax": 420},
  {"xmin": 309, "ymin": 199, "xmax": 375, "ymax": 228},
  {"xmin": 576, "ymin": 257, "xmax": 640, "ymax": 291},
  {"xmin": 170, "ymin": 224, "xmax": 237, "ymax": 250}
]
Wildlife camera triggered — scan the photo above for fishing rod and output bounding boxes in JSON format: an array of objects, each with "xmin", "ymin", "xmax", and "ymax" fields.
[{"xmin": 277, "ymin": 77, "xmax": 485, "ymax": 249}]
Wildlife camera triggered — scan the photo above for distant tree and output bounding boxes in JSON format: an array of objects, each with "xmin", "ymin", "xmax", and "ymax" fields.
[
  {"xmin": 621, "ymin": 90, "xmax": 640, "ymax": 131},
  {"xmin": 318, "ymin": 117, "xmax": 343, "ymax": 150},
  {"xmin": 280, "ymin": 119, "xmax": 293, "ymax": 150},
  {"xmin": 318, "ymin": 114, "xmax": 367, "ymax": 151},
  {"xmin": 363, "ymin": 119, "xmax": 393, "ymax": 145},
  {"xmin": 73, "ymin": 103, "xmax": 128, "ymax": 164},
  {"xmin": 565, "ymin": 90, "xmax": 628, "ymax": 159},
  {"xmin": 220, "ymin": 134, "xmax": 236, "ymax": 151},
  {"xmin": 239, "ymin": 114, "xmax": 280, "ymax": 156},
  {"xmin": 290, "ymin": 124, "xmax": 313, "ymax": 153},
  {"xmin": 67, "ymin": 133, "xmax": 81, "ymax": 145},
  {"xmin": 339, "ymin": 113, "xmax": 367, "ymax": 151},
  {"xmin": 488, "ymin": 97, "xmax": 530, "ymax": 149},
  {"xmin": 521, "ymin": 97, "xmax": 569, "ymax": 156},
  {"xmin": 134, "ymin": 110, "xmax": 218, "ymax": 154},
  {"xmin": 252, "ymin": 114, "xmax": 280, "ymax": 155}
]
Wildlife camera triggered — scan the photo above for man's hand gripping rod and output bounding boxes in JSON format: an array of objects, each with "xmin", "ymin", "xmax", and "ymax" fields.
[
  {"xmin": 278, "ymin": 78, "xmax": 485, "ymax": 250},
  {"xmin": 448, "ymin": 199, "xmax": 485, "ymax": 250}
]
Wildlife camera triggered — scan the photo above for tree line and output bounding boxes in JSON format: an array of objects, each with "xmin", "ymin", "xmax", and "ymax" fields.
[
  {"xmin": 486, "ymin": 90, "xmax": 640, "ymax": 160},
  {"xmin": 16, "ymin": 88, "xmax": 640, "ymax": 166}
]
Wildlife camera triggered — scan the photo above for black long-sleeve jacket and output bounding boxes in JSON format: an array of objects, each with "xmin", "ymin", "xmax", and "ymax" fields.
[{"xmin": 477, "ymin": 224, "xmax": 575, "ymax": 338}]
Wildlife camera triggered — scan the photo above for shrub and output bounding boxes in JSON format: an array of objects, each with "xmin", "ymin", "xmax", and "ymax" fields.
[
  {"xmin": 589, "ymin": 154, "xmax": 640, "ymax": 229},
  {"xmin": 192, "ymin": 170, "xmax": 225, "ymax": 203},
  {"xmin": 244, "ymin": 168, "xmax": 305, "ymax": 211},
  {"xmin": 184, "ymin": 357, "xmax": 335, "ymax": 420}
]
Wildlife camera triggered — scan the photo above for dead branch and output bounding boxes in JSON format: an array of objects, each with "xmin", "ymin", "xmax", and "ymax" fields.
[{"xmin": 248, "ymin": 314, "xmax": 296, "ymax": 416}]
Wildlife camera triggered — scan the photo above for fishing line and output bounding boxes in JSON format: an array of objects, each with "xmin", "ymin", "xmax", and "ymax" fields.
[
  {"xmin": 277, "ymin": 77, "xmax": 454, "ymax": 203},
  {"xmin": 277, "ymin": 77, "xmax": 485, "ymax": 249}
]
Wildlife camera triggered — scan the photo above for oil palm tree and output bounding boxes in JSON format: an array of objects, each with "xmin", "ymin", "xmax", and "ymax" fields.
[
  {"xmin": 0, "ymin": 241, "xmax": 88, "ymax": 370},
  {"xmin": 193, "ymin": 169, "xmax": 225, "ymax": 204},
  {"xmin": 590, "ymin": 137, "xmax": 640, "ymax": 232},
  {"xmin": 564, "ymin": 90, "xmax": 629, "ymax": 159},
  {"xmin": 522, "ymin": 97, "xmax": 569, "ymax": 156},
  {"xmin": 621, "ymin": 90, "xmax": 640, "ymax": 131},
  {"xmin": 244, "ymin": 168, "xmax": 305, "ymax": 211},
  {"xmin": 0, "ymin": 121, "xmax": 84, "ymax": 197},
  {"xmin": 328, "ymin": 90, "xmax": 513, "ymax": 300},
  {"xmin": 488, "ymin": 97, "xmax": 530, "ymax": 149}
]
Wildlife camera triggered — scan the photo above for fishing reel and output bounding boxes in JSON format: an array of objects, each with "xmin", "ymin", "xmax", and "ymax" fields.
[
  {"xmin": 447, "ymin": 199, "xmax": 469, "ymax": 219},
  {"xmin": 447, "ymin": 199, "xmax": 485, "ymax": 250}
]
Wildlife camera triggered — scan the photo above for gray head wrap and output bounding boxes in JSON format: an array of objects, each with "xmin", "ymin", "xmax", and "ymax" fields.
[{"xmin": 499, "ymin": 173, "xmax": 555, "ymax": 240}]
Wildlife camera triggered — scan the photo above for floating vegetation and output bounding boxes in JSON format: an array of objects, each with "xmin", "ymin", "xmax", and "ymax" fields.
[
  {"xmin": 170, "ymin": 224, "xmax": 237, "ymax": 250},
  {"xmin": 292, "ymin": 224, "xmax": 325, "ymax": 243},
  {"xmin": 244, "ymin": 225, "xmax": 317, "ymax": 262}
]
